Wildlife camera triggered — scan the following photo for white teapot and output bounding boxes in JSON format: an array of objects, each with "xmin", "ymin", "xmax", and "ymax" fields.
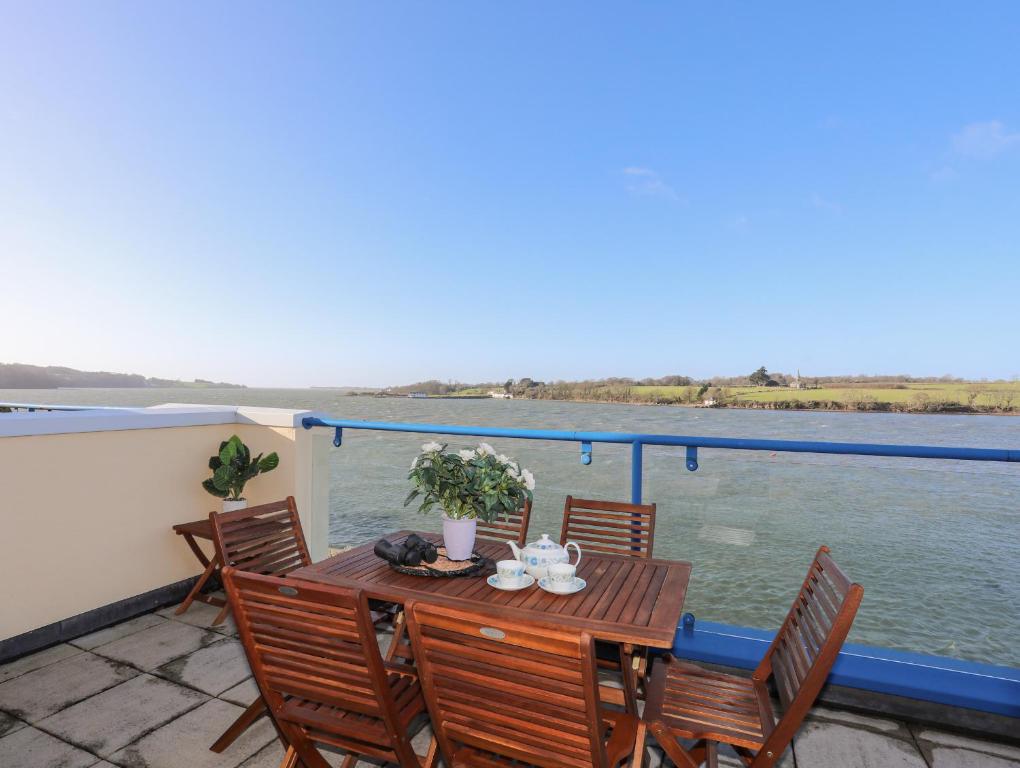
[{"xmin": 508, "ymin": 534, "xmax": 581, "ymax": 579}]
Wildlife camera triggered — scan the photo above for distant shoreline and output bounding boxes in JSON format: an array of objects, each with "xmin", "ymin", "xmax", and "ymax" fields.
[{"xmin": 347, "ymin": 391, "xmax": 1019, "ymax": 416}]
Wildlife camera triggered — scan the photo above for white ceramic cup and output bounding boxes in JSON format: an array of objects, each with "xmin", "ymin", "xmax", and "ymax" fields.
[
  {"xmin": 496, "ymin": 559, "xmax": 525, "ymax": 586},
  {"xmin": 547, "ymin": 561, "xmax": 576, "ymax": 589}
]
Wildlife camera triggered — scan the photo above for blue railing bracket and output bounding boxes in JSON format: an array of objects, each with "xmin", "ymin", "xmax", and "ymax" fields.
[
  {"xmin": 580, "ymin": 441, "xmax": 593, "ymax": 465},
  {"xmin": 685, "ymin": 446, "xmax": 699, "ymax": 472},
  {"xmin": 682, "ymin": 612, "xmax": 696, "ymax": 634},
  {"xmin": 333, "ymin": 427, "xmax": 343, "ymax": 447}
]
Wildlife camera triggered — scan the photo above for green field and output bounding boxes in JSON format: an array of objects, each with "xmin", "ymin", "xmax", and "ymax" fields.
[{"xmin": 628, "ymin": 381, "xmax": 1020, "ymax": 410}]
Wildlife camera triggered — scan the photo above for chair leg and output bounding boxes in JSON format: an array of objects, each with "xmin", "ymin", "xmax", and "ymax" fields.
[
  {"xmin": 177, "ymin": 554, "xmax": 219, "ymax": 615},
  {"xmin": 212, "ymin": 602, "xmax": 232, "ymax": 626},
  {"xmin": 210, "ymin": 696, "xmax": 267, "ymax": 752},
  {"xmin": 279, "ymin": 745, "xmax": 300, "ymax": 768},
  {"xmin": 421, "ymin": 736, "xmax": 439, "ymax": 768},
  {"xmin": 705, "ymin": 741, "xmax": 719, "ymax": 768},
  {"xmin": 386, "ymin": 612, "xmax": 408, "ymax": 661},
  {"xmin": 648, "ymin": 722, "xmax": 701, "ymax": 768},
  {"xmin": 339, "ymin": 755, "xmax": 357, "ymax": 768},
  {"xmin": 630, "ymin": 720, "xmax": 647, "ymax": 768},
  {"xmin": 620, "ymin": 643, "xmax": 639, "ymax": 715}
]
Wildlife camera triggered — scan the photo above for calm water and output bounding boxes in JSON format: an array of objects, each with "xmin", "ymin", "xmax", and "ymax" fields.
[{"xmin": 5, "ymin": 387, "xmax": 1018, "ymax": 667}]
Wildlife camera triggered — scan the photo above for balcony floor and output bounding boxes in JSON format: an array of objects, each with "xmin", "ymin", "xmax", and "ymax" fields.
[{"xmin": 1, "ymin": 598, "xmax": 1018, "ymax": 768}]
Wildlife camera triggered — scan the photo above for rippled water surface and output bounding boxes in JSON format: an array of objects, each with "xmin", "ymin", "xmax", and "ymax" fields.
[{"xmin": 6, "ymin": 388, "xmax": 1018, "ymax": 667}]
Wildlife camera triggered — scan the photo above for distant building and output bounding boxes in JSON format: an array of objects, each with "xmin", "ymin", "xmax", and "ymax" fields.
[
  {"xmin": 408, "ymin": 392, "xmax": 428, "ymax": 398},
  {"xmin": 791, "ymin": 370, "xmax": 805, "ymax": 389},
  {"xmin": 488, "ymin": 391, "xmax": 514, "ymax": 399}
]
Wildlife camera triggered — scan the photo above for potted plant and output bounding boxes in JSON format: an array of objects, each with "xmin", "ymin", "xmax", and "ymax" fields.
[
  {"xmin": 202, "ymin": 434, "xmax": 280, "ymax": 512},
  {"xmin": 405, "ymin": 441, "xmax": 535, "ymax": 560}
]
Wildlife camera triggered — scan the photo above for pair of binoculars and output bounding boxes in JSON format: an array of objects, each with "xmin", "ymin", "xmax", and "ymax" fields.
[{"xmin": 374, "ymin": 534, "xmax": 439, "ymax": 567}]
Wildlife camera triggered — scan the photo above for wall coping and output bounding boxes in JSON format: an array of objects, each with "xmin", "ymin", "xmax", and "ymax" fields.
[{"xmin": 0, "ymin": 403, "xmax": 326, "ymax": 437}]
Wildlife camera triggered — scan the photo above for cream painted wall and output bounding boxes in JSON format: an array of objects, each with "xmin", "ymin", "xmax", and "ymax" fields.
[{"xmin": 1, "ymin": 422, "xmax": 307, "ymax": 639}]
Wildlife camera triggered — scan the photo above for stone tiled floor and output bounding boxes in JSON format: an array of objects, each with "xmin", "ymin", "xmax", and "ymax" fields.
[{"xmin": 1, "ymin": 598, "xmax": 1018, "ymax": 768}]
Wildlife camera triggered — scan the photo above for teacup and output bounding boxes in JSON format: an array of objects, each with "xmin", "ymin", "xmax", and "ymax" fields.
[
  {"xmin": 547, "ymin": 561, "xmax": 576, "ymax": 590},
  {"xmin": 496, "ymin": 559, "xmax": 525, "ymax": 586}
]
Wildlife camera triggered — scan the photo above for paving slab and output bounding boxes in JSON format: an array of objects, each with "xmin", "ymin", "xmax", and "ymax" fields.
[
  {"xmin": 93, "ymin": 619, "xmax": 221, "ymax": 671},
  {"xmin": 795, "ymin": 720, "xmax": 927, "ymax": 767},
  {"xmin": 39, "ymin": 673, "xmax": 207, "ymax": 757},
  {"xmin": 0, "ymin": 643, "xmax": 83, "ymax": 683},
  {"xmin": 220, "ymin": 678, "xmax": 260, "ymax": 707},
  {"xmin": 155, "ymin": 637, "xmax": 251, "ymax": 696},
  {"xmin": 931, "ymin": 748, "xmax": 1020, "ymax": 767},
  {"xmin": 0, "ymin": 725, "xmax": 101, "ymax": 768},
  {"xmin": 807, "ymin": 705, "xmax": 910, "ymax": 737},
  {"xmin": 915, "ymin": 730, "xmax": 1020, "ymax": 764},
  {"xmin": 109, "ymin": 698, "xmax": 276, "ymax": 768},
  {"xmin": 70, "ymin": 614, "xmax": 168, "ymax": 651},
  {"xmin": 157, "ymin": 601, "xmax": 237, "ymax": 635},
  {"xmin": 0, "ymin": 710, "xmax": 26, "ymax": 737},
  {"xmin": 0, "ymin": 651, "xmax": 138, "ymax": 722},
  {"xmin": 238, "ymin": 742, "xmax": 349, "ymax": 767}
]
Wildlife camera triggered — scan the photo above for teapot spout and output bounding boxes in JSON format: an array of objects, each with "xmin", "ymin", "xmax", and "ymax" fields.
[{"xmin": 508, "ymin": 541, "xmax": 523, "ymax": 561}]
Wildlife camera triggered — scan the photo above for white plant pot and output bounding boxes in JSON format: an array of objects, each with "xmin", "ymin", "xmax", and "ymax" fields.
[
  {"xmin": 442, "ymin": 515, "xmax": 477, "ymax": 561},
  {"xmin": 223, "ymin": 499, "xmax": 248, "ymax": 513}
]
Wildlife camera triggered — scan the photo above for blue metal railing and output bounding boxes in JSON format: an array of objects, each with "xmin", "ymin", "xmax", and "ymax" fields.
[
  {"xmin": 302, "ymin": 414, "xmax": 1020, "ymax": 717},
  {"xmin": 0, "ymin": 402, "xmax": 123, "ymax": 412},
  {"xmin": 301, "ymin": 416, "xmax": 1018, "ymax": 504}
]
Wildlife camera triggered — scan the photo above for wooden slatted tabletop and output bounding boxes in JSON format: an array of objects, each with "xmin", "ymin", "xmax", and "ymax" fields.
[{"xmin": 289, "ymin": 530, "xmax": 692, "ymax": 648}]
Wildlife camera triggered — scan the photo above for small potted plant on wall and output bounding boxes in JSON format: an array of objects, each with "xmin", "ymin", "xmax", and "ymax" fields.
[
  {"xmin": 202, "ymin": 434, "xmax": 280, "ymax": 512},
  {"xmin": 405, "ymin": 441, "xmax": 534, "ymax": 560}
]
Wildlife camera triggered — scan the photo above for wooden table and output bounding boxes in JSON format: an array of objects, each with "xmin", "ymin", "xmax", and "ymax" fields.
[
  {"xmin": 290, "ymin": 530, "xmax": 692, "ymax": 649},
  {"xmin": 171, "ymin": 518, "xmax": 228, "ymax": 622}
]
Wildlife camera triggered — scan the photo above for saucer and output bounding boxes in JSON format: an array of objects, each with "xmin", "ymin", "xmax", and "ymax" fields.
[
  {"xmin": 538, "ymin": 577, "xmax": 586, "ymax": 595},
  {"xmin": 487, "ymin": 573, "xmax": 535, "ymax": 592}
]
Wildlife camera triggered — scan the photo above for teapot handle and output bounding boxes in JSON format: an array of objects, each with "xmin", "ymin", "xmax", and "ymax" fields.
[{"xmin": 564, "ymin": 541, "xmax": 582, "ymax": 568}]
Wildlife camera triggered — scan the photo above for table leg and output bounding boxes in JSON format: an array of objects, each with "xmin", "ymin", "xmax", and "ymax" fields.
[{"xmin": 176, "ymin": 551, "xmax": 221, "ymax": 615}]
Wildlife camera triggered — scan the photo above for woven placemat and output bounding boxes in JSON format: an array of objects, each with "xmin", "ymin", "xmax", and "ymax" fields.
[{"xmin": 388, "ymin": 547, "xmax": 490, "ymax": 578}]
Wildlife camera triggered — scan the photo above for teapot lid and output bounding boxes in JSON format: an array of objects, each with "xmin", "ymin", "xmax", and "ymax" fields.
[{"xmin": 527, "ymin": 533, "xmax": 562, "ymax": 550}]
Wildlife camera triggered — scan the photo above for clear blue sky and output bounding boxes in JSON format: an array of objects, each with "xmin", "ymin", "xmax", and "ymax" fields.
[{"xmin": 2, "ymin": 3, "xmax": 1017, "ymax": 387}]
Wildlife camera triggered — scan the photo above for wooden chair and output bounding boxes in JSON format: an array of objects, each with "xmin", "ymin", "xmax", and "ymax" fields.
[
  {"xmin": 405, "ymin": 599, "xmax": 638, "ymax": 768},
  {"xmin": 386, "ymin": 499, "xmax": 532, "ymax": 666},
  {"xmin": 560, "ymin": 496, "xmax": 657, "ymax": 713},
  {"xmin": 643, "ymin": 546, "xmax": 863, "ymax": 768},
  {"xmin": 223, "ymin": 568, "xmax": 436, "ymax": 768},
  {"xmin": 208, "ymin": 497, "xmax": 312, "ymax": 754},
  {"xmin": 475, "ymin": 497, "xmax": 533, "ymax": 548},
  {"xmin": 560, "ymin": 496, "xmax": 656, "ymax": 558}
]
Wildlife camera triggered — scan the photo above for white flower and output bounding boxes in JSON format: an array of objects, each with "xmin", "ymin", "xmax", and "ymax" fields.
[
  {"xmin": 505, "ymin": 465, "xmax": 520, "ymax": 480},
  {"xmin": 476, "ymin": 442, "xmax": 495, "ymax": 456},
  {"xmin": 410, "ymin": 456, "xmax": 418, "ymax": 469},
  {"xmin": 421, "ymin": 441, "xmax": 443, "ymax": 453},
  {"xmin": 457, "ymin": 449, "xmax": 476, "ymax": 461},
  {"xmin": 496, "ymin": 454, "xmax": 510, "ymax": 464},
  {"xmin": 520, "ymin": 468, "xmax": 535, "ymax": 490}
]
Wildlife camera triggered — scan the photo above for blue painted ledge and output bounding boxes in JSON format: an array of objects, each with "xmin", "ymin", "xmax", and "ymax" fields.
[{"xmin": 673, "ymin": 617, "xmax": 1020, "ymax": 718}]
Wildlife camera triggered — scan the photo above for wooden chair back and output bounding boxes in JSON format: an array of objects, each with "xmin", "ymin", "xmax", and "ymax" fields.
[
  {"xmin": 209, "ymin": 496, "xmax": 311, "ymax": 576},
  {"xmin": 223, "ymin": 568, "xmax": 425, "ymax": 766},
  {"xmin": 474, "ymin": 497, "xmax": 533, "ymax": 547},
  {"xmin": 754, "ymin": 546, "xmax": 863, "ymax": 764},
  {"xmin": 406, "ymin": 600, "xmax": 611, "ymax": 768},
  {"xmin": 560, "ymin": 496, "xmax": 656, "ymax": 558}
]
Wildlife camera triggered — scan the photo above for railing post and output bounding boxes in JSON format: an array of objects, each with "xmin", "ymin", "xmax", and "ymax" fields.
[{"xmin": 631, "ymin": 441, "xmax": 643, "ymax": 505}]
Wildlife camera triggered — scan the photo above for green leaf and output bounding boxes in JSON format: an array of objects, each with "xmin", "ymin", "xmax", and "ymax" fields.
[
  {"xmin": 403, "ymin": 489, "xmax": 420, "ymax": 507},
  {"xmin": 208, "ymin": 456, "xmax": 222, "ymax": 471},
  {"xmin": 219, "ymin": 438, "xmax": 238, "ymax": 466},
  {"xmin": 258, "ymin": 452, "xmax": 279, "ymax": 472},
  {"xmin": 202, "ymin": 478, "xmax": 229, "ymax": 498},
  {"xmin": 213, "ymin": 464, "xmax": 233, "ymax": 490}
]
